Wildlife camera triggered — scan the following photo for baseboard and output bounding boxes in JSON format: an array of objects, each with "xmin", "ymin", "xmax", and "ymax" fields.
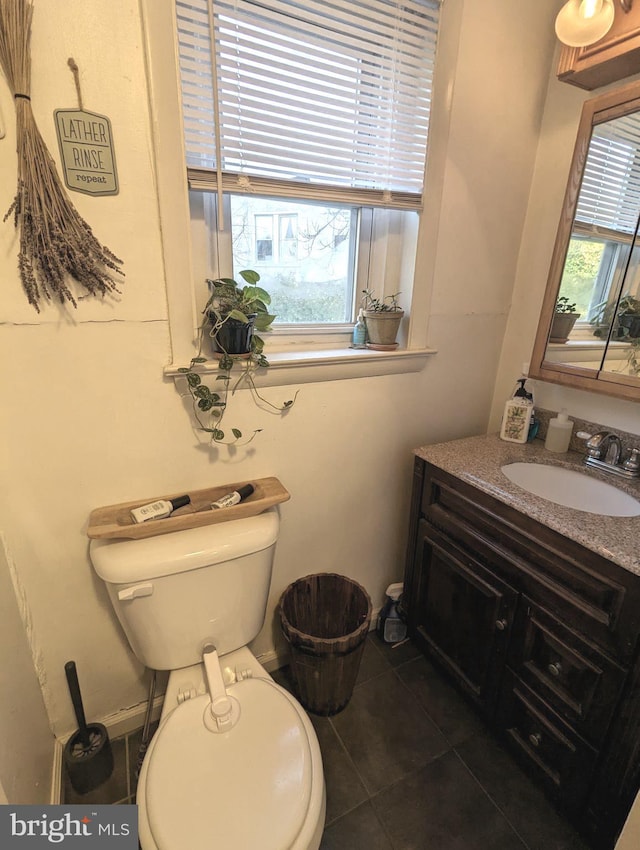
[
  {"xmin": 256, "ymin": 648, "xmax": 288, "ymax": 672},
  {"xmin": 96, "ymin": 694, "xmax": 165, "ymax": 741},
  {"xmin": 50, "ymin": 739, "xmax": 64, "ymax": 804}
]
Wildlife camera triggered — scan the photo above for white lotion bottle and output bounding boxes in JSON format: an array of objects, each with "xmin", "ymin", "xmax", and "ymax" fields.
[
  {"xmin": 131, "ymin": 495, "xmax": 191, "ymax": 523},
  {"xmin": 211, "ymin": 483, "xmax": 255, "ymax": 509},
  {"xmin": 545, "ymin": 410, "xmax": 574, "ymax": 453}
]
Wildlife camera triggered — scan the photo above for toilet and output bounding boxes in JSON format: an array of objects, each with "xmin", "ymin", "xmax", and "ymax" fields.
[{"xmin": 90, "ymin": 509, "xmax": 326, "ymax": 850}]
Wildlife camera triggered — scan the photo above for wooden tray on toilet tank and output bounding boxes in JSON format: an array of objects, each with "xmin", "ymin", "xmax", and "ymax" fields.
[{"xmin": 86, "ymin": 477, "xmax": 290, "ymax": 540}]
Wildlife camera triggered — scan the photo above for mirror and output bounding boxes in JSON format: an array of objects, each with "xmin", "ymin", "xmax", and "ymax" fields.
[{"xmin": 530, "ymin": 79, "xmax": 640, "ymax": 401}]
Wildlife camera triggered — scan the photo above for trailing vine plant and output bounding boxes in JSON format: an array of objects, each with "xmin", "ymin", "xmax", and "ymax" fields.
[{"xmin": 178, "ymin": 270, "xmax": 297, "ymax": 444}]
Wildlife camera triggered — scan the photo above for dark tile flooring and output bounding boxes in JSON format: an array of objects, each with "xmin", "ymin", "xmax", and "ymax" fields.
[
  {"xmin": 62, "ymin": 634, "xmax": 590, "ymax": 850},
  {"xmin": 272, "ymin": 634, "xmax": 590, "ymax": 850}
]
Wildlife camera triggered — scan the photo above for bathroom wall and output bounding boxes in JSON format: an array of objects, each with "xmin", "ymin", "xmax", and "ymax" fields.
[
  {"xmin": 0, "ymin": 537, "xmax": 53, "ymax": 802},
  {"xmin": 491, "ymin": 54, "xmax": 640, "ymax": 435},
  {"xmin": 0, "ymin": 0, "xmax": 558, "ymax": 749}
]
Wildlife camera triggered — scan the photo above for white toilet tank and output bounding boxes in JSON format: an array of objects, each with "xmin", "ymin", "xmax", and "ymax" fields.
[{"xmin": 90, "ymin": 510, "xmax": 279, "ymax": 670}]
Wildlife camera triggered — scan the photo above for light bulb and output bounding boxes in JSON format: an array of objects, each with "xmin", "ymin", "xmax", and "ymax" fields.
[{"xmin": 555, "ymin": 0, "xmax": 615, "ymax": 47}]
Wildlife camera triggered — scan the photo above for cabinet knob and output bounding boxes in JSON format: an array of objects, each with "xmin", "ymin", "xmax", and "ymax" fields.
[
  {"xmin": 495, "ymin": 619, "xmax": 508, "ymax": 631},
  {"xmin": 547, "ymin": 662, "xmax": 562, "ymax": 677},
  {"xmin": 528, "ymin": 732, "xmax": 542, "ymax": 748}
]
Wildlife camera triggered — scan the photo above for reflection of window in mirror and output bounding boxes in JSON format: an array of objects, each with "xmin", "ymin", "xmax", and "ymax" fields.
[
  {"xmin": 530, "ymin": 80, "xmax": 640, "ymax": 400},
  {"xmin": 556, "ymin": 111, "xmax": 640, "ymax": 350}
]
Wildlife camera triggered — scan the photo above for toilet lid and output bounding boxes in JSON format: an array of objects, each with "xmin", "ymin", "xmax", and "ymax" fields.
[{"xmin": 144, "ymin": 677, "xmax": 313, "ymax": 850}]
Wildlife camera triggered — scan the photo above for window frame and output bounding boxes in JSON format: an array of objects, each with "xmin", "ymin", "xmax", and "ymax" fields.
[{"xmin": 139, "ymin": 0, "xmax": 456, "ymax": 385}]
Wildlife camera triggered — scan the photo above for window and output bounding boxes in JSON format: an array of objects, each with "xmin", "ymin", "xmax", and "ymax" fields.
[
  {"xmin": 230, "ymin": 196, "xmax": 356, "ymax": 323},
  {"xmin": 176, "ymin": 0, "xmax": 441, "ymax": 330},
  {"xmin": 567, "ymin": 112, "xmax": 640, "ymax": 327}
]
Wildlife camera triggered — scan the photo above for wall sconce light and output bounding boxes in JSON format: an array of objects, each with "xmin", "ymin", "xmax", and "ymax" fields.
[{"xmin": 555, "ymin": 0, "xmax": 633, "ymax": 47}]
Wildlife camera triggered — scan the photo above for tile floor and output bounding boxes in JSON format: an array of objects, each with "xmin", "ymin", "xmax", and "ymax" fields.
[
  {"xmin": 62, "ymin": 634, "xmax": 591, "ymax": 850},
  {"xmin": 62, "ymin": 724, "xmax": 148, "ymax": 806}
]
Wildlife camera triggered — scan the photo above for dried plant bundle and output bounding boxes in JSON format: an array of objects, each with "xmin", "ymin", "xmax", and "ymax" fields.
[{"xmin": 0, "ymin": 0, "xmax": 123, "ymax": 311}]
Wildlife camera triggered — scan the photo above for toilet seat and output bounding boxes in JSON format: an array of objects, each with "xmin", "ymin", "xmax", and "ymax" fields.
[{"xmin": 140, "ymin": 676, "xmax": 317, "ymax": 850}]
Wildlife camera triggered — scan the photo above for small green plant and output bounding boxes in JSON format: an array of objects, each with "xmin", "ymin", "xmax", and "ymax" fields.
[
  {"xmin": 205, "ymin": 269, "xmax": 276, "ymax": 356},
  {"xmin": 361, "ymin": 290, "xmax": 402, "ymax": 312},
  {"xmin": 177, "ymin": 270, "xmax": 297, "ymax": 445},
  {"xmin": 555, "ymin": 296, "xmax": 578, "ymax": 314}
]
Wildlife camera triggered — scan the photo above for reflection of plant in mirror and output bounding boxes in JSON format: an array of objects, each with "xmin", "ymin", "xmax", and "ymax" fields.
[
  {"xmin": 591, "ymin": 294, "xmax": 640, "ymax": 339},
  {"xmin": 627, "ymin": 340, "xmax": 640, "ymax": 376},
  {"xmin": 555, "ymin": 296, "xmax": 578, "ymax": 314}
]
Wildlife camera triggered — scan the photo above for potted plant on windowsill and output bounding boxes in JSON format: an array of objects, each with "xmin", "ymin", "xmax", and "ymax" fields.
[
  {"xmin": 177, "ymin": 270, "xmax": 296, "ymax": 444},
  {"xmin": 549, "ymin": 296, "xmax": 580, "ymax": 343},
  {"xmin": 361, "ymin": 290, "xmax": 404, "ymax": 349},
  {"xmin": 205, "ymin": 269, "xmax": 276, "ymax": 357}
]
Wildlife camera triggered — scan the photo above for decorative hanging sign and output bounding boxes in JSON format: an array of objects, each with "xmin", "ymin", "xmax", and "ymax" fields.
[{"xmin": 54, "ymin": 108, "xmax": 119, "ymax": 196}]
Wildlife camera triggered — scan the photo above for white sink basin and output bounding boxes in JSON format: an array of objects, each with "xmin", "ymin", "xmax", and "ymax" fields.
[{"xmin": 501, "ymin": 462, "xmax": 640, "ymax": 517}]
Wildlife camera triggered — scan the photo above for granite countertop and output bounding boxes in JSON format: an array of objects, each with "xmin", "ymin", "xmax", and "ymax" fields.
[{"xmin": 414, "ymin": 433, "xmax": 640, "ymax": 577}]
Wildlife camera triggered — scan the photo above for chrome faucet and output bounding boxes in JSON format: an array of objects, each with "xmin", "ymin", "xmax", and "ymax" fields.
[
  {"xmin": 585, "ymin": 432, "xmax": 622, "ymax": 464},
  {"xmin": 578, "ymin": 430, "xmax": 640, "ymax": 479}
]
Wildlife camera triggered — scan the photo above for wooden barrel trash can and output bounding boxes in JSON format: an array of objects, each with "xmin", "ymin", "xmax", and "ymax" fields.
[{"xmin": 278, "ymin": 573, "xmax": 372, "ymax": 716}]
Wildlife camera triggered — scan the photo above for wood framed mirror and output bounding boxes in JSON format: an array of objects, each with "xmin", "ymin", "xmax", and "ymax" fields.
[{"xmin": 529, "ymin": 79, "xmax": 640, "ymax": 401}]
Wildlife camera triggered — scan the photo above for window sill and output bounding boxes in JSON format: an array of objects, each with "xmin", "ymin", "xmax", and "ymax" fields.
[{"xmin": 165, "ymin": 346, "xmax": 436, "ymax": 388}]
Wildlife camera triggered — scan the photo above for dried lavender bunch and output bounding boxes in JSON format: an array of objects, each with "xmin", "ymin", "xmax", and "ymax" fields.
[{"xmin": 0, "ymin": 0, "xmax": 123, "ymax": 311}]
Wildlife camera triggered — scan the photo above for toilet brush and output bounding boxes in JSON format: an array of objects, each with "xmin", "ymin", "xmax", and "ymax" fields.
[{"xmin": 63, "ymin": 660, "xmax": 114, "ymax": 794}]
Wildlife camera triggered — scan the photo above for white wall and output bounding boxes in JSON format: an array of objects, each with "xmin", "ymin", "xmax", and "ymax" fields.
[
  {"xmin": 491, "ymin": 51, "xmax": 640, "ymax": 435},
  {"xmin": 0, "ymin": 537, "xmax": 53, "ymax": 802},
  {"xmin": 0, "ymin": 0, "xmax": 558, "ymax": 749}
]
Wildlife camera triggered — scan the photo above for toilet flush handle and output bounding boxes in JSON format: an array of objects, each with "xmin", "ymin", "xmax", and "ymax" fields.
[{"xmin": 118, "ymin": 582, "xmax": 154, "ymax": 601}]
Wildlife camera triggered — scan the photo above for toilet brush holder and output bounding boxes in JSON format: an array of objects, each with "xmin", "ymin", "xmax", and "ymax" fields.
[{"xmin": 63, "ymin": 660, "xmax": 114, "ymax": 794}]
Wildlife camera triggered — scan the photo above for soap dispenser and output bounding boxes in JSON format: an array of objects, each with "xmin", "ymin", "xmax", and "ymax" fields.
[
  {"xmin": 545, "ymin": 409, "xmax": 574, "ymax": 453},
  {"xmin": 513, "ymin": 376, "xmax": 538, "ymax": 442},
  {"xmin": 500, "ymin": 374, "xmax": 534, "ymax": 444}
]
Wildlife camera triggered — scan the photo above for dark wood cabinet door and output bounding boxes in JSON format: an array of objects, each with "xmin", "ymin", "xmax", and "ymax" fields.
[{"xmin": 412, "ymin": 521, "xmax": 517, "ymax": 716}]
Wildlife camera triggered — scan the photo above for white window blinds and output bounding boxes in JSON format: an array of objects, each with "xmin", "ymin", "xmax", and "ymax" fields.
[
  {"xmin": 576, "ymin": 112, "xmax": 640, "ymax": 236},
  {"xmin": 176, "ymin": 0, "xmax": 441, "ymax": 210}
]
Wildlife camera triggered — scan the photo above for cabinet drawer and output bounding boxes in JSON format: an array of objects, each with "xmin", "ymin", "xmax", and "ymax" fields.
[
  {"xmin": 508, "ymin": 599, "xmax": 627, "ymax": 747},
  {"xmin": 498, "ymin": 671, "xmax": 598, "ymax": 811}
]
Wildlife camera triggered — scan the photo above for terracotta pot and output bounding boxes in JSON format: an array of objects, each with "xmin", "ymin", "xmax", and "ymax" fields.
[
  {"xmin": 549, "ymin": 311, "xmax": 580, "ymax": 343},
  {"xmin": 363, "ymin": 310, "xmax": 404, "ymax": 347}
]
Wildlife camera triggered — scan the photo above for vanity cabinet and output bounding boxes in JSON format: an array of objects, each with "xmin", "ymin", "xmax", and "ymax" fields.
[{"xmin": 404, "ymin": 458, "xmax": 640, "ymax": 848}]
